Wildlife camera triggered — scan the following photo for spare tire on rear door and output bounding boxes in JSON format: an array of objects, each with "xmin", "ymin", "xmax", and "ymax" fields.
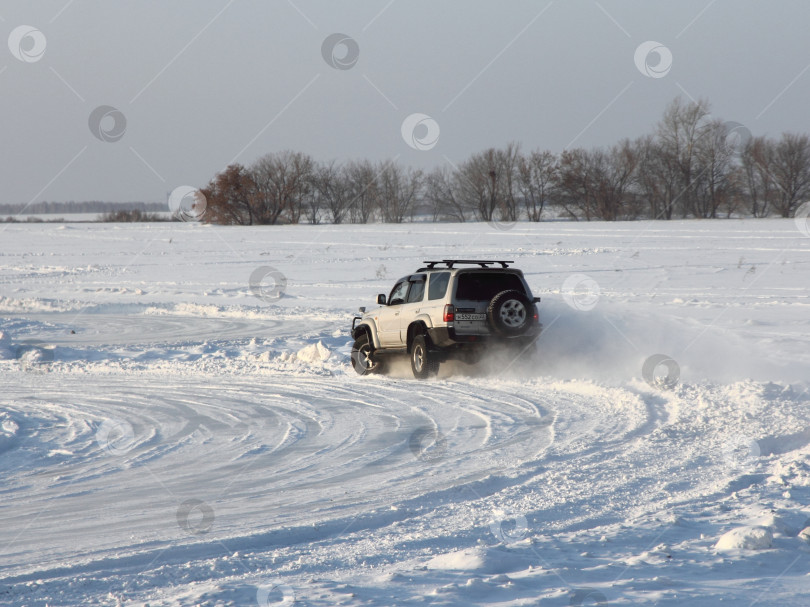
[{"xmin": 487, "ymin": 289, "xmax": 532, "ymax": 336}]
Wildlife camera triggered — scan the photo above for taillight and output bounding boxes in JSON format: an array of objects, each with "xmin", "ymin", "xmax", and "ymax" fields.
[{"xmin": 443, "ymin": 304, "xmax": 455, "ymax": 322}]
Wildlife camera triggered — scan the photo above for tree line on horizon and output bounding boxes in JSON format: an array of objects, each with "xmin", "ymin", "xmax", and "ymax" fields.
[
  {"xmin": 200, "ymin": 97, "xmax": 810, "ymax": 225},
  {"xmin": 0, "ymin": 201, "xmax": 166, "ymax": 216}
]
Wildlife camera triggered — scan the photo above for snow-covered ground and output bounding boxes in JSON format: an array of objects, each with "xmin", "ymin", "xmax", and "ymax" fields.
[{"xmin": 1, "ymin": 219, "xmax": 809, "ymax": 606}]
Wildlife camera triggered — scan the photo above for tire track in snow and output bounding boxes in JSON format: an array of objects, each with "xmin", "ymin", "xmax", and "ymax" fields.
[
  {"xmin": 0, "ymin": 373, "xmax": 558, "ymax": 580},
  {"xmin": 0, "ymin": 369, "xmax": 663, "ymax": 592}
]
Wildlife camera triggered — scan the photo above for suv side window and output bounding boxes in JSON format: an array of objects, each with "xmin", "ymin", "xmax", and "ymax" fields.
[
  {"xmin": 428, "ymin": 272, "xmax": 450, "ymax": 300},
  {"xmin": 407, "ymin": 278, "xmax": 426, "ymax": 303},
  {"xmin": 388, "ymin": 281, "xmax": 410, "ymax": 305}
]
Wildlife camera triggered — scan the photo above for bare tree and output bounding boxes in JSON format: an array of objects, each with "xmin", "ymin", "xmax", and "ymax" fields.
[
  {"xmin": 200, "ymin": 164, "xmax": 254, "ymax": 225},
  {"xmin": 313, "ymin": 161, "xmax": 352, "ymax": 224},
  {"xmin": 456, "ymin": 152, "xmax": 493, "ymax": 221},
  {"xmin": 424, "ymin": 166, "xmax": 468, "ymax": 222},
  {"xmin": 556, "ymin": 148, "xmax": 593, "ymax": 220},
  {"xmin": 377, "ymin": 162, "xmax": 422, "ymax": 223},
  {"xmin": 249, "ymin": 151, "xmax": 314, "ymax": 224},
  {"xmin": 518, "ymin": 149, "xmax": 556, "ymax": 222},
  {"xmin": 498, "ymin": 142, "xmax": 521, "ymax": 223},
  {"xmin": 769, "ymin": 133, "xmax": 810, "ymax": 217},
  {"xmin": 656, "ymin": 97, "xmax": 712, "ymax": 218},
  {"xmin": 457, "ymin": 143, "xmax": 521, "ymax": 222},
  {"xmin": 345, "ymin": 160, "xmax": 380, "ymax": 224},
  {"xmin": 635, "ymin": 135, "xmax": 668, "ymax": 219},
  {"xmin": 556, "ymin": 142, "xmax": 639, "ymax": 221},
  {"xmin": 304, "ymin": 176, "xmax": 322, "ymax": 225},
  {"xmin": 692, "ymin": 119, "xmax": 737, "ymax": 218},
  {"xmin": 600, "ymin": 140, "xmax": 640, "ymax": 220},
  {"xmin": 741, "ymin": 137, "xmax": 775, "ymax": 217}
]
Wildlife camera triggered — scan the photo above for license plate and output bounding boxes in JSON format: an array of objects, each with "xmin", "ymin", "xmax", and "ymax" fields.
[{"xmin": 456, "ymin": 313, "xmax": 485, "ymax": 321}]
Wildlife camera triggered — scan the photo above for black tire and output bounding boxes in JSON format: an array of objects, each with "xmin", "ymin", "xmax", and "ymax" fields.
[
  {"xmin": 487, "ymin": 289, "xmax": 532, "ymax": 336},
  {"xmin": 351, "ymin": 333, "xmax": 383, "ymax": 376},
  {"xmin": 410, "ymin": 334, "xmax": 439, "ymax": 379}
]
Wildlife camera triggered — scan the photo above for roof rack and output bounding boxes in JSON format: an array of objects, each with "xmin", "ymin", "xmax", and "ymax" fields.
[{"xmin": 419, "ymin": 259, "xmax": 514, "ymax": 271}]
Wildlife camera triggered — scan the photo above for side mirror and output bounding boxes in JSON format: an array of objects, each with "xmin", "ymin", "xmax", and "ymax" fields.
[
  {"xmin": 376, "ymin": 294, "xmax": 386, "ymax": 305},
  {"xmin": 358, "ymin": 306, "xmax": 366, "ymax": 313},
  {"xmin": 533, "ymin": 297, "xmax": 541, "ymax": 303}
]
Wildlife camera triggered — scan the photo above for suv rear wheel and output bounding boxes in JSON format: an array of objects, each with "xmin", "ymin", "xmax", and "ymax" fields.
[
  {"xmin": 411, "ymin": 334, "xmax": 439, "ymax": 379},
  {"xmin": 487, "ymin": 289, "xmax": 532, "ymax": 336}
]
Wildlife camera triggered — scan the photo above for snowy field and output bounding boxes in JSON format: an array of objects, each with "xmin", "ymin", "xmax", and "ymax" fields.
[{"xmin": 1, "ymin": 219, "xmax": 810, "ymax": 606}]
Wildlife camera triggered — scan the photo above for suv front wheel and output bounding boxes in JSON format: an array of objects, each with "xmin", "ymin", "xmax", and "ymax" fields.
[
  {"xmin": 410, "ymin": 334, "xmax": 439, "ymax": 379},
  {"xmin": 351, "ymin": 333, "xmax": 384, "ymax": 375}
]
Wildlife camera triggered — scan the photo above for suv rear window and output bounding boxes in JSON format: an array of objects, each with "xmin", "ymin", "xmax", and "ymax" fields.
[{"xmin": 454, "ymin": 272, "xmax": 525, "ymax": 301}]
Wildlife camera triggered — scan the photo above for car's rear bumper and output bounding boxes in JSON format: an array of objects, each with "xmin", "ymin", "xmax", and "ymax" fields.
[
  {"xmin": 428, "ymin": 326, "xmax": 481, "ymax": 347},
  {"xmin": 428, "ymin": 323, "xmax": 541, "ymax": 348}
]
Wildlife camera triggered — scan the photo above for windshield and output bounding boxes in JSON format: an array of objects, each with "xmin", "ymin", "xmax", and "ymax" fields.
[{"xmin": 388, "ymin": 281, "xmax": 409, "ymax": 305}]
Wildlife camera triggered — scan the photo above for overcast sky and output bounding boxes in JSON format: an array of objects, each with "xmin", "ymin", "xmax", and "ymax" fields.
[{"xmin": 2, "ymin": 0, "xmax": 809, "ymax": 207}]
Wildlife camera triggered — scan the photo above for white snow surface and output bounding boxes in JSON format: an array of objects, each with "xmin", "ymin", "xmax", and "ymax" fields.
[
  {"xmin": 715, "ymin": 527, "xmax": 773, "ymax": 552},
  {"xmin": 1, "ymin": 219, "xmax": 809, "ymax": 606}
]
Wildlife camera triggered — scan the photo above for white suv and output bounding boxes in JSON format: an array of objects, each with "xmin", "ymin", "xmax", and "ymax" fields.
[{"xmin": 351, "ymin": 260, "xmax": 541, "ymax": 379}]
